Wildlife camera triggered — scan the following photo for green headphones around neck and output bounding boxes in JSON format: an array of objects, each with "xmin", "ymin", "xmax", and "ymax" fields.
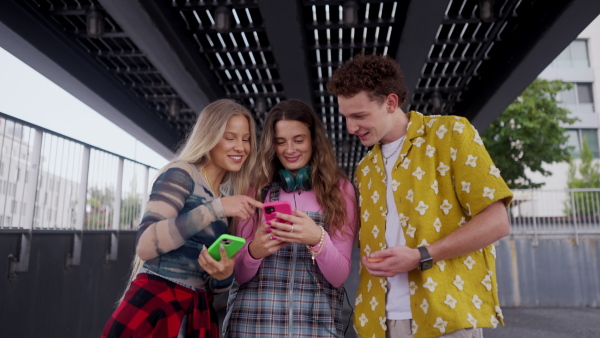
[{"xmin": 278, "ymin": 166, "xmax": 312, "ymax": 193}]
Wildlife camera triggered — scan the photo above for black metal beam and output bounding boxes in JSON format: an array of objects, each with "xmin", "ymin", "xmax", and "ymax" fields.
[
  {"xmin": 395, "ymin": 0, "xmax": 452, "ymax": 108},
  {"xmin": 98, "ymin": 0, "xmax": 224, "ymax": 115},
  {"xmin": 257, "ymin": 0, "xmax": 313, "ymax": 105},
  {"xmin": 0, "ymin": 0, "xmax": 178, "ymax": 158},
  {"xmin": 467, "ymin": 0, "xmax": 600, "ymax": 131}
]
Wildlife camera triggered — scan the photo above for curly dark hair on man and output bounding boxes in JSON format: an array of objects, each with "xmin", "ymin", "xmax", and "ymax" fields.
[{"xmin": 326, "ymin": 54, "xmax": 408, "ymax": 106}]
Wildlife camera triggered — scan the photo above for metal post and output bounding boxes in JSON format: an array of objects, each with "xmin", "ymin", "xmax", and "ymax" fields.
[
  {"xmin": 8, "ymin": 129, "xmax": 43, "ymax": 276},
  {"xmin": 66, "ymin": 146, "xmax": 90, "ymax": 267},
  {"xmin": 106, "ymin": 157, "xmax": 123, "ymax": 262},
  {"xmin": 569, "ymin": 189, "xmax": 580, "ymax": 245},
  {"xmin": 531, "ymin": 189, "xmax": 538, "ymax": 247},
  {"xmin": 140, "ymin": 165, "xmax": 149, "ymax": 222}
]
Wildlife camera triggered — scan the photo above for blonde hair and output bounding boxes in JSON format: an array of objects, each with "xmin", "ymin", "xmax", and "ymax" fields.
[
  {"xmin": 250, "ymin": 100, "xmax": 354, "ymax": 239},
  {"xmin": 119, "ymin": 99, "xmax": 257, "ymax": 304}
]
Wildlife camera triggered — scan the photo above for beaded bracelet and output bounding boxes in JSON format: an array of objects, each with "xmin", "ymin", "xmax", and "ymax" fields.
[{"xmin": 307, "ymin": 226, "xmax": 325, "ymax": 265}]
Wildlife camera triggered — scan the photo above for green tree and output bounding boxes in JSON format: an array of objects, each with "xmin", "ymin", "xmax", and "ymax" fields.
[
  {"xmin": 482, "ymin": 78, "xmax": 578, "ymax": 189},
  {"xmin": 85, "ymin": 186, "xmax": 114, "ymax": 229},
  {"xmin": 120, "ymin": 193, "xmax": 142, "ymax": 229},
  {"xmin": 564, "ymin": 138, "xmax": 600, "ymax": 216}
]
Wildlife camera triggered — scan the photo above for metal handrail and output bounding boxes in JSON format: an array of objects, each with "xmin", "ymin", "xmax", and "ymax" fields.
[
  {"xmin": 0, "ymin": 112, "xmax": 157, "ymax": 274},
  {"xmin": 509, "ymin": 188, "xmax": 600, "ymax": 237}
]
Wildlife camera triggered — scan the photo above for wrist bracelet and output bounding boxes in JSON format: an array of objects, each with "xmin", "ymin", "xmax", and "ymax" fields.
[{"xmin": 307, "ymin": 226, "xmax": 325, "ymax": 265}]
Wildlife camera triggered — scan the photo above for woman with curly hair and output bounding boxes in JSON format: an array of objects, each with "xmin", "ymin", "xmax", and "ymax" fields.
[{"xmin": 223, "ymin": 99, "xmax": 358, "ymax": 337}]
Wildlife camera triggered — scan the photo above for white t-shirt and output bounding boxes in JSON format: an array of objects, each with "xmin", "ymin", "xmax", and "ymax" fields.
[{"xmin": 381, "ymin": 136, "xmax": 412, "ymax": 320}]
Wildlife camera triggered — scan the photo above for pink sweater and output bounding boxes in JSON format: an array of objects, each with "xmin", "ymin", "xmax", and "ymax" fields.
[{"xmin": 235, "ymin": 179, "xmax": 357, "ymax": 287}]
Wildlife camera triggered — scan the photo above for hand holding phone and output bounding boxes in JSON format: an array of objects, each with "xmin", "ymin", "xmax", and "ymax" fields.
[
  {"xmin": 263, "ymin": 201, "xmax": 293, "ymax": 224},
  {"xmin": 207, "ymin": 234, "xmax": 246, "ymax": 261}
]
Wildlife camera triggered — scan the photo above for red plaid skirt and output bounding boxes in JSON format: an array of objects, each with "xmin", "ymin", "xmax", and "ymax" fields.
[{"xmin": 102, "ymin": 273, "xmax": 218, "ymax": 338}]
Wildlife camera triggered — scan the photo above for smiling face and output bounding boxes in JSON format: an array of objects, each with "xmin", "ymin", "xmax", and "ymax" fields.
[
  {"xmin": 274, "ymin": 120, "xmax": 313, "ymax": 174},
  {"xmin": 338, "ymin": 91, "xmax": 397, "ymax": 146},
  {"xmin": 208, "ymin": 115, "xmax": 251, "ymax": 174}
]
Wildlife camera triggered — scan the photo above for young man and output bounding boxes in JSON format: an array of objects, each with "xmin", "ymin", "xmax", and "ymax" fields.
[{"xmin": 327, "ymin": 54, "xmax": 513, "ymax": 338}]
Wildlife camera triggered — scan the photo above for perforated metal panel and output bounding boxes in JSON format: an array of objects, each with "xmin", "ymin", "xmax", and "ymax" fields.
[
  {"xmin": 8, "ymin": 0, "xmax": 596, "ymax": 179},
  {"xmin": 25, "ymin": 0, "xmax": 194, "ymax": 138},
  {"xmin": 172, "ymin": 1, "xmax": 284, "ymax": 127},
  {"xmin": 409, "ymin": 0, "xmax": 528, "ymax": 117}
]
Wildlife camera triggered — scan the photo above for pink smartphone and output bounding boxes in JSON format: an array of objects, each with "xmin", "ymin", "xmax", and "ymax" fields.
[{"xmin": 263, "ymin": 201, "xmax": 293, "ymax": 224}]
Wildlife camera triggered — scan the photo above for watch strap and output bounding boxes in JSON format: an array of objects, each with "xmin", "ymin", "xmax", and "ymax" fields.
[{"xmin": 418, "ymin": 246, "xmax": 433, "ymax": 271}]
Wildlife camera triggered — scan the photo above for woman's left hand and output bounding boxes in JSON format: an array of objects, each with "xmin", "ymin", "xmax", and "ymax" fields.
[
  {"xmin": 198, "ymin": 245, "xmax": 235, "ymax": 281},
  {"xmin": 266, "ymin": 210, "xmax": 322, "ymax": 246}
]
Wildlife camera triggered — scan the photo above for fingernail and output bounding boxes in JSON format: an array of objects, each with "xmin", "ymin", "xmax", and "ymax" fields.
[
  {"xmin": 272, "ymin": 237, "xmax": 277, "ymax": 240},
  {"xmin": 266, "ymin": 228, "xmax": 272, "ymax": 233},
  {"xmin": 266, "ymin": 221, "xmax": 272, "ymax": 225}
]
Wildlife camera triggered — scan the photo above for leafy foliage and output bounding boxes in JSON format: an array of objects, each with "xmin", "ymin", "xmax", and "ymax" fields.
[
  {"xmin": 564, "ymin": 139, "xmax": 600, "ymax": 216},
  {"xmin": 481, "ymin": 78, "xmax": 578, "ymax": 189},
  {"xmin": 85, "ymin": 186, "xmax": 114, "ymax": 229},
  {"xmin": 84, "ymin": 186, "xmax": 143, "ymax": 229},
  {"xmin": 120, "ymin": 193, "xmax": 142, "ymax": 229}
]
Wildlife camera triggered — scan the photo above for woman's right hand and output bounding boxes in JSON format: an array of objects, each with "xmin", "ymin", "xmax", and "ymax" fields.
[
  {"xmin": 220, "ymin": 195, "xmax": 263, "ymax": 220},
  {"xmin": 248, "ymin": 221, "xmax": 287, "ymax": 259}
]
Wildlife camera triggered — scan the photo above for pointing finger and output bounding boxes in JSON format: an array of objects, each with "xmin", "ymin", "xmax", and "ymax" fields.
[{"xmin": 247, "ymin": 198, "xmax": 263, "ymax": 209}]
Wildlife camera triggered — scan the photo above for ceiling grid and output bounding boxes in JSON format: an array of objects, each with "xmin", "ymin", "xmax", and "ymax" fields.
[{"xmin": 3, "ymin": 0, "xmax": 598, "ymax": 176}]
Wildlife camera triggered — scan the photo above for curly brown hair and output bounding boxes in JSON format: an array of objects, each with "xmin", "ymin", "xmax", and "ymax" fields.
[
  {"xmin": 250, "ymin": 100, "xmax": 354, "ymax": 239},
  {"xmin": 327, "ymin": 54, "xmax": 408, "ymax": 105}
]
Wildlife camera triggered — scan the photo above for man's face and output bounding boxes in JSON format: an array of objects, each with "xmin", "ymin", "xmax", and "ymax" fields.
[{"xmin": 338, "ymin": 91, "xmax": 391, "ymax": 147}]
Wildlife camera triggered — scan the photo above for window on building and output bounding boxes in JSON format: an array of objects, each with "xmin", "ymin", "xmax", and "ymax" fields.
[
  {"xmin": 555, "ymin": 40, "xmax": 590, "ymax": 68},
  {"xmin": 566, "ymin": 129, "xmax": 600, "ymax": 159},
  {"xmin": 559, "ymin": 83, "xmax": 595, "ymax": 113}
]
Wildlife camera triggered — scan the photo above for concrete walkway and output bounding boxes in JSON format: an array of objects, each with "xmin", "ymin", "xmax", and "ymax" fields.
[
  {"xmin": 483, "ymin": 307, "xmax": 600, "ymax": 338},
  {"xmin": 218, "ymin": 306, "xmax": 600, "ymax": 337}
]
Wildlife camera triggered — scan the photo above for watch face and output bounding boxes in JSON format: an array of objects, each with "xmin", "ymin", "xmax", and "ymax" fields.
[{"xmin": 421, "ymin": 260, "xmax": 433, "ymax": 271}]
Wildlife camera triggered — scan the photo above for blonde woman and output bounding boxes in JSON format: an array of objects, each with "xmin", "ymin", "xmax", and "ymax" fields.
[{"xmin": 103, "ymin": 99, "xmax": 262, "ymax": 338}]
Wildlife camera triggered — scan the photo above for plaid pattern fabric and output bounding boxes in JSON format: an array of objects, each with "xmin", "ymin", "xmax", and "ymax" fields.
[
  {"xmin": 102, "ymin": 273, "xmax": 218, "ymax": 338},
  {"xmin": 223, "ymin": 211, "xmax": 345, "ymax": 338}
]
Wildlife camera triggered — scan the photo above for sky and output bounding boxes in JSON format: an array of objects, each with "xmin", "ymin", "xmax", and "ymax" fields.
[{"xmin": 0, "ymin": 46, "xmax": 169, "ymax": 169}]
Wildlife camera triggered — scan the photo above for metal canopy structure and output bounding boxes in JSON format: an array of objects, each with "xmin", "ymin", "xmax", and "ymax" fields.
[{"xmin": 1, "ymin": 0, "xmax": 599, "ymax": 177}]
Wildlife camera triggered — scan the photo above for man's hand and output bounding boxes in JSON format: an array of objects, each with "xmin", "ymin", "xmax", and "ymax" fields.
[{"xmin": 362, "ymin": 246, "xmax": 421, "ymax": 277}]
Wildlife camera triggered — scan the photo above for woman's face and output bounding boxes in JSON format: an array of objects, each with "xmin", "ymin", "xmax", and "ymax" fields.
[
  {"xmin": 209, "ymin": 115, "xmax": 251, "ymax": 173},
  {"xmin": 274, "ymin": 120, "xmax": 313, "ymax": 174}
]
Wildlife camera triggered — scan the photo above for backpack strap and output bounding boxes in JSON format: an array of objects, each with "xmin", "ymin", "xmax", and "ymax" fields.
[{"xmin": 261, "ymin": 182, "xmax": 281, "ymax": 202}]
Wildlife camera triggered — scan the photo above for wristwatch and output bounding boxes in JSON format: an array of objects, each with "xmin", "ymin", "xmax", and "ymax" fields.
[{"xmin": 418, "ymin": 246, "xmax": 433, "ymax": 271}]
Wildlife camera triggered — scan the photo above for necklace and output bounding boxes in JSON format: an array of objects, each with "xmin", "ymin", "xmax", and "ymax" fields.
[
  {"xmin": 201, "ymin": 167, "xmax": 220, "ymax": 197},
  {"xmin": 382, "ymin": 136, "xmax": 406, "ymax": 165}
]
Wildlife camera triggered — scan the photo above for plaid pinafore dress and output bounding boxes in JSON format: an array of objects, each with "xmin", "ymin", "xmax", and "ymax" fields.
[{"xmin": 223, "ymin": 185, "xmax": 345, "ymax": 337}]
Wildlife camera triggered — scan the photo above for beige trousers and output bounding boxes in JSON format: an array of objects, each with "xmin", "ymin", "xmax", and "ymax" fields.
[{"xmin": 386, "ymin": 319, "xmax": 483, "ymax": 338}]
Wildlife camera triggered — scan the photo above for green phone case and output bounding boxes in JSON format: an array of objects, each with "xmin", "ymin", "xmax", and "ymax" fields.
[{"xmin": 207, "ymin": 234, "xmax": 246, "ymax": 261}]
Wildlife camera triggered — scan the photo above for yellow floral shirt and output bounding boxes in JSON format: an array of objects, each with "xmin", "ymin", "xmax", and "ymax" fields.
[{"xmin": 354, "ymin": 111, "xmax": 513, "ymax": 338}]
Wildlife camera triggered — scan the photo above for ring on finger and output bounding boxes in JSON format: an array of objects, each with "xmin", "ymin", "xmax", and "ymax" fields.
[
  {"xmin": 290, "ymin": 225, "xmax": 294, "ymax": 233},
  {"xmin": 269, "ymin": 233, "xmax": 273, "ymax": 240}
]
